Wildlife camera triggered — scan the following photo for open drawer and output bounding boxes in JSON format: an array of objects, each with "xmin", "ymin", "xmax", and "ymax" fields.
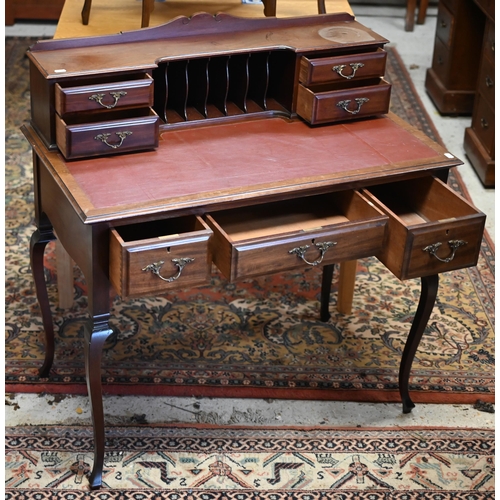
[
  {"xmin": 362, "ymin": 177, "xmax": 486, "ymax": 280},
  {"xmin": 109, "ymin": 215, "xmax": 213, "ymax": 298},
  {"xmin": 205, "ymin": 191, "xmax": 388, "ymax": 281}
]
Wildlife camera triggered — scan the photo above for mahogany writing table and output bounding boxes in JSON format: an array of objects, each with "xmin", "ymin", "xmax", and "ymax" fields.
[{"xmin": 23, "ymin": 13, "xmax": 485, "ymax": 488}]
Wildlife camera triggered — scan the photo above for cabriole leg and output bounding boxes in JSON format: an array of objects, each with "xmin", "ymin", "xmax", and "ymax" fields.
[
  {"xmin": 85, "ymin": 315, "xmax": 114, "ymax": 490},
  {"xmin": 399, "ymin": 274, "xmax": 439, "ymax": 413},
  {"xmin": 30, "ymin": 228, "xmax": 56, "ymax": 377}
]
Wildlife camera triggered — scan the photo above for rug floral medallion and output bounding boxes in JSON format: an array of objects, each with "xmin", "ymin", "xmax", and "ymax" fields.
[
  {"xmin": 5, "ymin": 425, "xmax": 495, "ymax": 498},
  {"xmin": 5, "ymin": 38, "xmax": 495, "ymax": 403}
]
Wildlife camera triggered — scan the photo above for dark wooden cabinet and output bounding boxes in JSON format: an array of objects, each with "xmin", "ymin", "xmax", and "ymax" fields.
[
  {"xmin": 425, "ymin": 0, "xmax": 485, "ymax": 115},
  {"xmin": 5, "ymin": 0, "xmax": 65, "ymax": 24},
  {"xmin": 463, "ymin": 0, "xmax": 495, "ymax": 186}
]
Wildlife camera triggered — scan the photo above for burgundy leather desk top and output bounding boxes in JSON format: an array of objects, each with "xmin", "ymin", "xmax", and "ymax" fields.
[{"xmin": 47, "ymin": 114, "xmax": 454, "ymax": 222}]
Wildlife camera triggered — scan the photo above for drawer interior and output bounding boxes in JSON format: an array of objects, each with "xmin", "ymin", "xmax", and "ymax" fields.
[
  {"xmin": 366, "ymin": 177, "xmax": 478, "ymax": 226},
  {"xmin": 113, "ymin": 215, "xmax": 205, "ymax": 243},
  {"xmin": 208, "ymin": 191, "xmax": 382, "ymax": 242}
]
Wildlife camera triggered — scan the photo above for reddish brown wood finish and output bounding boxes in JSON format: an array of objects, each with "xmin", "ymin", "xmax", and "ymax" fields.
[
  {"xmin": 425, "ymin": 0, "xmax": 485, "ymax": 115},
  {"xmin": 21, "ymin": 13, "xmax": 485, "ymax": 491},
  {"xmin": 463, "ymin": 1, "xmax": 495, "ymax": 187}
]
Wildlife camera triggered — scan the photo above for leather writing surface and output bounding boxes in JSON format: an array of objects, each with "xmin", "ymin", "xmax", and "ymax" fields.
[{"xmin": 66, "ymin": 116, "xmax": 440, "ymax": 211}]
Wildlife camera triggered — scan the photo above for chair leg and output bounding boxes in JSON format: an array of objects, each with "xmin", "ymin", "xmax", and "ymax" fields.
[
  {"xmin": 141, "ymin": 0, "xmax": 155, "ymax": 28},
  {"xmin": 405, "ymin": 0, "xmax": 417, "ymax": 31},
  {"xmin": 417, "ymin": 0, "xmax": 429, "ymax": 25},
  {"xmin": 317, "ymin": 0, "xmax": 326, "ymax": 14},
  {"xmin": 81, "ymin": 0, "xmax": 92, "ymax": 25}
]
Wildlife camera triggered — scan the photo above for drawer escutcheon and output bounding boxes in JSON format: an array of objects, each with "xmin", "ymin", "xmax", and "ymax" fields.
[
  {"xmin": 288, "ymin": 241, "xmax": 337, "ymax": 266},
  {"xmin": 422, "ymin": 240, "xmax": 468, "ymax": 263},
  {"xmin": 142, "ymin": 257, "xmax": 195, "ymax": 282}
]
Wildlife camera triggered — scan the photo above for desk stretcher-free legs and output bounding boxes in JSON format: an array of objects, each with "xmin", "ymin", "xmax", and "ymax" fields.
[
  {"xmin": 399, "ymin": 274, "xmax": 439, "ymax": 413},
  {"xmin": 30, "ymin": 227, "xmax": 56, "ymax": 378}
]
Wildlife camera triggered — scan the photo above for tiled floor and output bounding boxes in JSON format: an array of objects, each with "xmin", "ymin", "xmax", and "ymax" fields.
[{"xmin": 5, "ymin": 5, "xmax": 495, "ymax": 430}]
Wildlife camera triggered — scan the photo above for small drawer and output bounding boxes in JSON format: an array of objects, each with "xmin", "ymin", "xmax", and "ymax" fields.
[
  {"xmin": 55, "ymin": 74, "xmax": 154, "ymax": 116},
  {"xmin": 296, "ymin": 79, "xmax": 391, "ymax": 125},
  {"xmin": 471, "ymin": 94, "xmax": 495, "ymax": 156},
  {"xmin": 363, "ymin": 177, "xmax": 485, "ymax": 281},
  {"xmin": 436, "ymin": 2, "xmax": 454, "ymax": 47},
  {"xmin": 110, "ymin": 215, "xmax": 213, "ymax": 299},
  {"xmin": 205, "ymin": 191, "xmax": 388, "ymax": 281},
  {"xmin": 477, "ymin": 56, "xmax": 495, "ymax": 107},
  {"xmin": 483, "ymin": 19, "xmax": 495, "ymax": 64},
  {"xmin": 431, "ymin": 37, "xmax": 451, "ymax": 84},
  {"xmin": 299, "ymin": 48, "xmax": 387, "ymax": 86},
  {"xmin": 55, "ymin": 108, "xmax": 159, "ymax": 159}
]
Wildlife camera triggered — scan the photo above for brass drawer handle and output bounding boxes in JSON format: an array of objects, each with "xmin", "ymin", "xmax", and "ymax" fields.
[
  {"xmin": 332, "ymin": 62, "xmax": 365, "ymax": 80},
  {"xmin": 288, "ymin": 241, "xmax": 337, "ymax": 266},
  {"xmin": 485, "ymin": 76, "xmax": 494, "ymax": 88},
  {"xmin": 94, "ymin": 131, "xmax": 132, "ymax": 149},
  {"xmin": 89, "ymin": 91, "xmax": 127, "ymax": 109},
  {"xmin": 480, "ymin": 118, "xmax": 489, "ymax": 129},
  {"xmin": 423, "ymin": 240, "xmax": 468, "ymax": 263},
  {"xmin": 337, "ymin": 98, "xmax": 369, "ymax": 115},
  {"xmin": 142, "ymin": 257, "xmax": 195, "ymax": 282}
]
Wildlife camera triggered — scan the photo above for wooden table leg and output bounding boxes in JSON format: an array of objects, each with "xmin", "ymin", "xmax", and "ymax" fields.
[
  {"xmin": 56, "ymin": 240, "xmax": 74, "ymax": 309},
  {"xmin": 320, "ymin": 264, "xmax": 335, "ymax": 322},
  {"xmin": 399, "ymin": 274, "xmax": 439, "ymax": 413},
  {"xmin": 337, "ymin": 260, "xmax": 357, "ymax": 315},
  {"xmin": 141, "ymin": 0, "xmax": 155, "ymax": 28},
  {"xmin": 262, "ymin": 0, "xmax": 277, "ymax": 16},
  {"xmin": 405, "ymin": 0, "xmax": 417, "ymax": 31},
  {"xmin": 85, "ymin": 315, "xmax": 113, "ymax": 490},
  {"xmin": 30, "ymin": 227, "xmax": 56, "ymax": 377},
  {"xmin": 81, "ymin": 0, "xmax": 91, "ymax": 25}
]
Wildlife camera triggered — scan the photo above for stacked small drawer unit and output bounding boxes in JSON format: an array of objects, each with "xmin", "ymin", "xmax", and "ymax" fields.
[{"xmin": 295, "ymin": 48, "xmax": 391, "ymax": 124}]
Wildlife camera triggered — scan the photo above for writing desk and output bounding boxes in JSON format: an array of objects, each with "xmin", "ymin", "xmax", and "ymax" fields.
[{"xmin": 24, "ymin": 13, "xmax": 485, "ymax": 488}]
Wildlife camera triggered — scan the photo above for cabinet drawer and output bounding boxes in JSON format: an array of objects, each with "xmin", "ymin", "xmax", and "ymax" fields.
[
  {"xmin": 477, "ymin": 55, "xmax": 495, "ymax": 107},
  {"xmin": 363, "ymin": 177, "xmax": 485, "ymax": 280},
  {"xmin": 55, "ymin": 74, "xmax": 154, "ymax": 116},
  {"xmin": 55, "ymin": 109, "xmax": 159, "ymax": 159},
  {"xmin": 205, "ymin": 191, "xmax": 388, "ymax": 281},
  {"xmin": 299, "ymin": 48, "xmax": 387, "ymax": 86},
  {"xmin": 471, "ymin": 94, "xmax": 495, "ymax": 156},
  {"xmin": 436, "ymin": 2, "xmax": 454, "ymax": 46},
  {"xmin": 110, "ymin": 215, "xmax": 213, "ymax": 299},
  {"xmin": 431, "ymin": 37, "xmax": 451, "ymax": 85},
  {"xmin": 296, "ymin": 79, "xmax": 391, "ymax": 125}
]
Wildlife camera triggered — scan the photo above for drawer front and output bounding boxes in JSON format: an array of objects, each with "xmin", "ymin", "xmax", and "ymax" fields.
[
  {"xmin": 436, "ymin": 2, "xmax": 454, "ymax": 46},
  {"xmin": 484, "ymin": 19, "xmax": 495, "ymax": 64},
  {"xmin": 205, "ymin": 191, "xmax": 388, "ymax": 281},
  {"xmin": 55, "ymin": 74, "xmax": 154, "ymax": 116},
  {"xmin": 56, "ymin": 111, "xmax": 159, "ymax": 159},
  {"xmin": 296, "ymin": 80, "xmax": 391, "ymax": 125},
  {"xmin": 228, "ymin": 223, "xmax": 386, "ymax": 280},
  {"xmin": 471, "ymin": 94, "xmax": 495, "ymax": 155},
  {"xmin": 403, "ymin": 218, "xmax": 485, "ymax": 279},
  {"xmin": 299, "ymin": 49, "xmax": 387, "ymax": 86},
  {"xmin": 431, "ymin": 37, "xmax": 451, "ymax": 85},
  {"xmin": 363, "ymin": 177, "xmax": 485, "ymax": 280},
  {"xmin": 110, "ymin": 216, "xmax": 212, "ymax": 298},
  {"xmin": 477, "ymin": 55, "xmax": 495, "ymax": 107}
]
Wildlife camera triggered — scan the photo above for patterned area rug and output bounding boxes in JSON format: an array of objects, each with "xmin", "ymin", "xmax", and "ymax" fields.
[
  {"xmin": 5, "ymin": 37, "xmax": 495, "ymax": 404},
  {"xmin": 5, "ymin": 424, "xmax": 495, "ymax": 497}
]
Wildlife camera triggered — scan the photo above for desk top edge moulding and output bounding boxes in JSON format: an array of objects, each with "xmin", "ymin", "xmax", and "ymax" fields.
[{"xmin": 23, "ymin": 13, "xmax": 485, "ymax": 489}]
